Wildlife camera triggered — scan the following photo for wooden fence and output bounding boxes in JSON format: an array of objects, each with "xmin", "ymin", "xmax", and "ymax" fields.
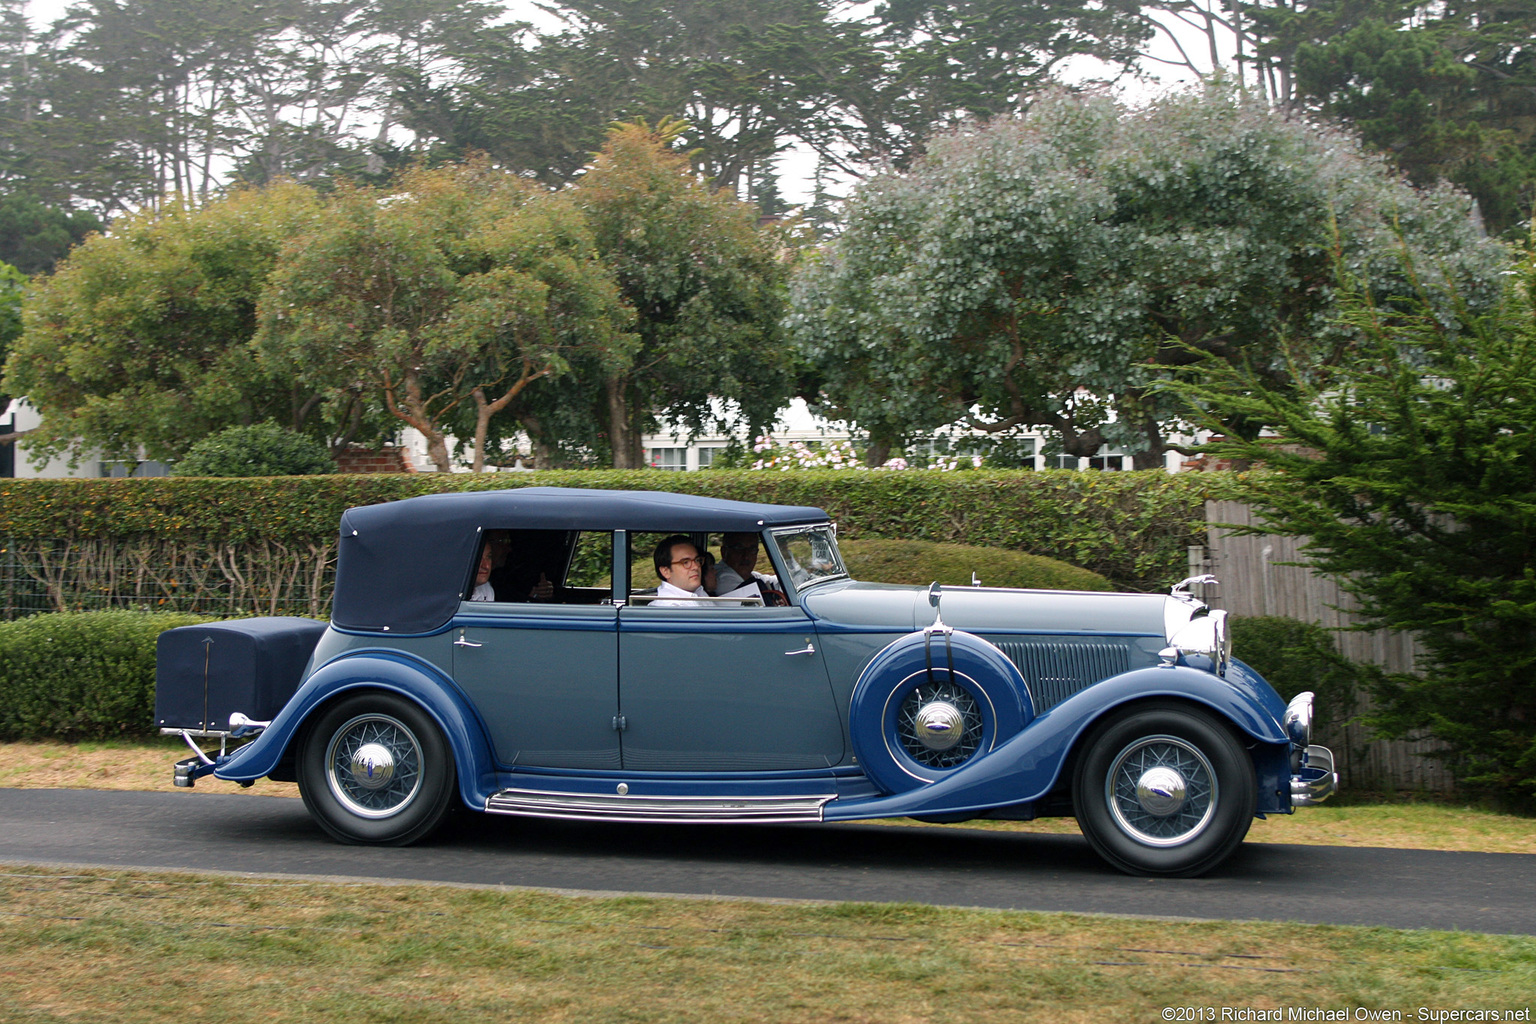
[{"xmin": 1199, "ymin": 500, "xmax": 1455, "ymax": 793}]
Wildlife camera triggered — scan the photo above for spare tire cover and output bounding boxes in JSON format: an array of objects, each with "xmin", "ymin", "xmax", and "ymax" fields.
[{"xmin": 849, "ymin": 628, "xmax": 1032, "ymax": 794}]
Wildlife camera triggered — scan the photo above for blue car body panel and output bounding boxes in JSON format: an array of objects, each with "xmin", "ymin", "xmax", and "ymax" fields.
[{"xmin": 215, "ymin": 649, "xmax": 498, "ymax": 811}]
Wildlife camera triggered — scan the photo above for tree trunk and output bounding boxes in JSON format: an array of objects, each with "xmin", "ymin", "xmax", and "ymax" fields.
[
  {"xmin": 865, "ymin": 437, "xmax": 892, "ymax": 467},
  {"xmin": 518, "ymin": 413, "xmax": 555, "ymax": 469},
  {"xmin": 423, "ymin": 431, "xmax": 452, "ymax": 472},
  {"xmin": 384, "ymin": 368, "xmax": 454, "ymax": 472},
  {"xmin": 606, "ymin": 377, "xmax": 644, "ymax": 468}
]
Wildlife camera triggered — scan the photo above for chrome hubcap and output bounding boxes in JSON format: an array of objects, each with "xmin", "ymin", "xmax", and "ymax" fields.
[
  {"xmin": 348, "ymin": 742, "xmax": 397, "ymax": 790},
  {"xmin": 1106, "ymin": 735, "xmax": 1216, "ymax": 847},
  {"xmin": 914, "ymin": 701, "xmax": 965, "ymax": 751},
  {"xmin": 896, "ymin": 679, "xmax": 984, "ymax": 769},
  {"xmin": 325, "ymin": 714, "xmax": 424, "ymax": 819}
]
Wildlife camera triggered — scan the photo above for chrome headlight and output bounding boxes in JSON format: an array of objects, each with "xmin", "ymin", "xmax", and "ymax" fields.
[
  {"xmin": 1283, "ymin": 691, "xmax": 1315, "ymax": 747},
  {"xmin": 1165, "ymin": 608, "xmax": 1231, "ymax": 675}
]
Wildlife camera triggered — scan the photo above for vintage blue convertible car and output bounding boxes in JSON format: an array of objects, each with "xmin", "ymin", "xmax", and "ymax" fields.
[{"xmin": 158, "ymin": 487, "xmax": 1337, "ymax": 876}]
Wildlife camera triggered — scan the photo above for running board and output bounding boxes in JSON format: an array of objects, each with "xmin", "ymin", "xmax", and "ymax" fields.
[{"xmin": 485, "ymin": 788, "xmax": 834, "ymax": 824}]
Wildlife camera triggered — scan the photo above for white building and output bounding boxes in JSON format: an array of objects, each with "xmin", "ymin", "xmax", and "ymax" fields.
[
  {"xmin": 3, "ymin": 396, "xmax": 1200, "ymax": 477},
  {"xmin": 1, "ymin": 399, "xmax": 170, "ymax": 478}
]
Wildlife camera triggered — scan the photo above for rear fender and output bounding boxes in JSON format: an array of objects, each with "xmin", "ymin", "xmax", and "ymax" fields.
[
  {"xmin": 213, "ymin": 651, "xmax": 497, "ymax": 811},
  {"xmin": 826, "ymin": 664, "xmax": 1288, "ymax": 821}
]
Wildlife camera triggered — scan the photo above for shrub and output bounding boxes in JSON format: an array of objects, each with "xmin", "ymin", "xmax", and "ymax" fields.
[
  {"xmin": 1231, "ymin": 615, "xmax": 1370, "ymax": 731},
  {"xmin": 173, "ymin": 423, "xmax": 335, "ymax": 477},
  {"xmin": 838, "ymin": 539, "xmax": 1112, "ymax": 591},
  {"xmin": 0, "ymin": 611, "xmax": 219, "ymax": 740}
]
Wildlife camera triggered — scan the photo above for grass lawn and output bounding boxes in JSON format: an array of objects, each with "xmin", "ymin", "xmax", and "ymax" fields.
[
  {"xmin": 2, "ymin": 739, "xmax": 1533, "ymax": 1023},
  {"xmin": 1, "ymin": 866, "xmax": 1533, "ymax": 1023}
]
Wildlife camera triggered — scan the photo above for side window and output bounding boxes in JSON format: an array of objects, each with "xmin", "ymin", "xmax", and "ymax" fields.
[
  {"xmin": 466, "ymin": 529, "xmax": 593, "ymax": 604},
  {"xmin": 564, "ymin": 531, "xmax": 612, "ymax": 592},
  {"xmin": 626, "ymin": 531, "xmax": 768, "ymax": 607}
]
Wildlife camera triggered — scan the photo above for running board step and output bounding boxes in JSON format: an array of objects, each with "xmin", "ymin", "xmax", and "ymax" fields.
[{"xmin": 486, "ymin": 789, "xmax": 833, "ymax": 824}]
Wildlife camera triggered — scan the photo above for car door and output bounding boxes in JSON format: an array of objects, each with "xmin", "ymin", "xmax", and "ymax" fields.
[
  {"xmin": 616, "ymin": 601, "xmax": 846, "ymax": 772},
  {"xmin": 452, "ymin": 530, "xmax": 620, "ymax": 770}
]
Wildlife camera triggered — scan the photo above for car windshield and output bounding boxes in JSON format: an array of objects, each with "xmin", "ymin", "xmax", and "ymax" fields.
[{"xmin": 769, "ymin": 525, "xmax": 847, "ymax": 590}]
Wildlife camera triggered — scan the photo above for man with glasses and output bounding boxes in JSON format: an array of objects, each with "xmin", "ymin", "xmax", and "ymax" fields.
[{"xmin": 650, "ymin": 535, "xmax": 712, "ymax": 606}]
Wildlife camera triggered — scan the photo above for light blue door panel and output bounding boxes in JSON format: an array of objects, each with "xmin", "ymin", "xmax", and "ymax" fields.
[
  {"xmin": 617, "ymin": 606, "xmax": 845, "ymax": 771},
  {"xmin": 452, "ymin": 604, "xmax": 619, "ymax": 770}
]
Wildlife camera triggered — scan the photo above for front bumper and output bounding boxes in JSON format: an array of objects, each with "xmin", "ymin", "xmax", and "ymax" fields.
[{"xmin": 1291, "ymin": 744, "xmax": 1338, "ymax": 805}]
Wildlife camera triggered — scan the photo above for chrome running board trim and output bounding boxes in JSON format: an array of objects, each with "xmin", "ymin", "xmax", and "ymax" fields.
[{"xmin": 485, "ymin": 789, "xmax": 833, "ymax": 823}]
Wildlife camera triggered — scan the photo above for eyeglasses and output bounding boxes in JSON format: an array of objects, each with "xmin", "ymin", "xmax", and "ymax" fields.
[{"xmin": 670, "ymin": 556, "xmax": 702, "ymax": 569}]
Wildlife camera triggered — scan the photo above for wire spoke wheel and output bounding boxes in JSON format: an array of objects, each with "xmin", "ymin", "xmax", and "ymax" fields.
[
  {"xmin": 1105, "ymin": 735, "xmax": 1216, "ymax": 846},
  {"xmin": 298, "ymin": 693, "xmax": 455, "ymax": 846},
  {"xmin": 325, "ymin": 713, "xmax": 424, "ymax": 819},
  {"xmin": 895, "ymin": 679, "xmax": 984, "ymax": 769},
  {"xmin": 1073, "ymin": 703, "xmax": 1256, "ymax": 877}
]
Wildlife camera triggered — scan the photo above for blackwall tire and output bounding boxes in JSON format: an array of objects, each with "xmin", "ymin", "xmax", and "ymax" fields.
[
  {"xmin": 1072, "ymin": 702, "xmax": 1255, "ymax": 877},
  {"xmin": 849, "ymin": 630, "xmax": 1029, "ymax": 794},
  {"xmin": 298, "ymin": 692, "xmax": 456, "ymax": 846}
]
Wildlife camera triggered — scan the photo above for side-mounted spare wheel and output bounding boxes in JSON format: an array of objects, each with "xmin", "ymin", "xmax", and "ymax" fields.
[
  {"xmin": 297, "ymin": 692, "xmax": 457, "ymax": 845},
  {"xmin": 849, "ymin": 629, "xmax": 1031, "ymax": 794},
  {"xmin": 1073, "ymin": 701, "xmax": 1256, "ymax": 877}
]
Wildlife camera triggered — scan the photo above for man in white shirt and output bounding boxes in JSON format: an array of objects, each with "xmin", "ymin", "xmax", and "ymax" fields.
[
  {"xmin": 650, "ymin": 535, "xmax": 711, "ymax": 607},
  {"xmin": 470, "ymin": 545, "xmax": 496, "ymax": 601},
  {"xmin": 714, "ymin": 532, "xmax": 785, "ymax": 604}
]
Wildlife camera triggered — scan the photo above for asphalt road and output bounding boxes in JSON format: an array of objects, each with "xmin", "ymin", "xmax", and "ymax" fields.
[{"xmin": 2, "ymin": 787, "xmax": 1532, "ymax": 934}]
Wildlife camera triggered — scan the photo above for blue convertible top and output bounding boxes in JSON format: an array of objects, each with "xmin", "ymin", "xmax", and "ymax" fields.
[{"xmin": 332, "ymin": 488, "xmax": 829, "ymax": 634}]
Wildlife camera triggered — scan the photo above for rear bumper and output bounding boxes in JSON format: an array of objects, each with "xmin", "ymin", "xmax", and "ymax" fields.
[{"xmin": 1291, "ymin": 744, "xmax": 1338, "ymax": 805}]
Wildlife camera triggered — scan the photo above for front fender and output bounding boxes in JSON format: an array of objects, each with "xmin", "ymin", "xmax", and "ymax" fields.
[
  {"xmin": 214, "ymin": 650, "xmax": 497, "ymax": 811},
  {"xmin": 825, "ymin": 664, "xmax": 1287, "ymax": 822}
]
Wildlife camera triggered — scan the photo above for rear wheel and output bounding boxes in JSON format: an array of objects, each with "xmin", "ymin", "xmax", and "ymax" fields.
[
  {"xmin": 1073, "ymin": 703, "xmax": 1255, "ymax": 877},
  {"xmin": 298, "ymin": 693, "xmax": 455, "ymax": 845}
]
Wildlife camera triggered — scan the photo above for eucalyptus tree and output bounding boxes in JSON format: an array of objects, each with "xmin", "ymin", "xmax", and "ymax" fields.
[
  {"xmin": 257, "ymin": 161, "xmax": 634, "ymax": 472},
  {"xmin": 789, "ymin": 88, "xmax": 1508, "ymax": 467},
  {"xmin": 569, "ymin": 120, "xmax": 794, "ymax": 468},
  {"xmin": 1, "ymin": 181, "xmax": 335, "ymax": 464}
]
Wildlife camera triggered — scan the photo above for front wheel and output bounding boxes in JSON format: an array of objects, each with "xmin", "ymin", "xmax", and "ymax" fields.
[
  {"xmin": 1073, "ymin": 703, "xmax": 1256, "ymax": 877},
  {"xmin": 298, "ymin": 693, "xmax": 456, "ymax": 845}
]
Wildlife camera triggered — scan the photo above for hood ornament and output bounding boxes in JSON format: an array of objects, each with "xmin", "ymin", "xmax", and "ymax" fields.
[{"xmin": 1171, "ymin": 574, "xmax": 1218, "ymax": 604}]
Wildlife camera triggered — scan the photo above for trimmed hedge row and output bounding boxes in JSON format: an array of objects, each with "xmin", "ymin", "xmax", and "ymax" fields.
[
  {"xmin": 838, "ymin": 538, "xmax": 1112, "ymax": 591},
  {"xmin": 0, "ymin": 470, "xmax": 1243, "ymax": 592},
  {"xmin": 0, "ymin": 611, "xmax": 219, "ymax": 740}
]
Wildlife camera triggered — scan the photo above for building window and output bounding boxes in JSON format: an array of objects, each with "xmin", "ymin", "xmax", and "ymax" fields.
[
  {"xmin": 696, "ymin": 446, "xmax": 723, "ymax": 469},
  {"xmin": 1088, "ymin": 448, "xmax": 1126, "ymax": 472},
  {"xmin": 648, "ymin": 447, "xmax": 687, "ymax": 471}
]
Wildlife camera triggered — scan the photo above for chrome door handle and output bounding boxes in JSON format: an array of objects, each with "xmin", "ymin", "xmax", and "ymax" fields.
[
  {"xmin": 454, "ymin": 632, "xmax": 483, "ymax": 648},
  {"xmin": 784, "ymin": 642, "xmax": 816, "ymax": 656}
]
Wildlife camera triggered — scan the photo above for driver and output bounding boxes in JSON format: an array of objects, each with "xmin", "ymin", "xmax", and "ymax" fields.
[{"xmin": 714, "ymin": 532, "xmax": 786, "ymax": 605}]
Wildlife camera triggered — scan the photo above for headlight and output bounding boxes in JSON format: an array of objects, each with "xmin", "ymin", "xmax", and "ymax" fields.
[
  {"xmin": 1165, "ymin": 608, "xmax": 1231, "ymax": 675},
  {"xmin": 1283, "ymin": 691, "xmax": 1315, "ymax": 747}
]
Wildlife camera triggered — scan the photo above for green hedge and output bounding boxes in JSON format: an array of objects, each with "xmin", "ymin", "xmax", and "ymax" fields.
[
  {"xmin": 838, "ymin": 538, "xmax": 1112, "ymax": 591},
  {"xmin": 0, "ymin": 611, "xmax": 220, "ymax": 740},
  {"xmin": 1231, "ymin": 615, "xmax": 1374, "ymax": 730},
  {"xmin": 0, "ymin": 470, "xmax": 1243, "ymax": 592}
]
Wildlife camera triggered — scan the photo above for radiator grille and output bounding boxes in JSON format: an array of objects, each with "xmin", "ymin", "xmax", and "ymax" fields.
[{"xmin": 992, "ymin": 639, "xmax": 1133, "ymax": 711}]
